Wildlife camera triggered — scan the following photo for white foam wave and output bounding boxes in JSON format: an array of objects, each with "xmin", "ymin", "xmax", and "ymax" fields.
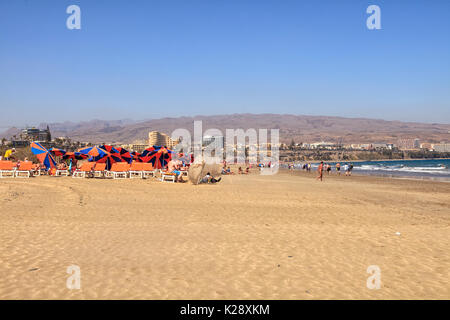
[{"xmin": 355, "ymin": 164, "xmax": 450, "ymax": 175}]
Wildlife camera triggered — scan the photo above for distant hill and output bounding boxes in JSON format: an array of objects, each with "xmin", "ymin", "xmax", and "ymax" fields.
[{"xmin": 1, "ymin": 114, "xmax": 449, "ymax": 144}]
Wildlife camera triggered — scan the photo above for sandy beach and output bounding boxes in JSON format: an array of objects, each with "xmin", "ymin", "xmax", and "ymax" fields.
[{"xmin": 0, "ymin": 170, "xmax": 449, "ymax": 299}]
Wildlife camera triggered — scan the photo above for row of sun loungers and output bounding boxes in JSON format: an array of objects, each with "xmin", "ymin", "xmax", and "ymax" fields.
[
  {"xmin": 0, "ymin": 161, "xmax": 39, "ymax": 178},
  {"xmin": 0, "ymin": 160, "xmax": 188, "ymax": 182},
  {"xmin": 72, "ymin": 162, "xmax": 188, "ymax": 181},
  {"xmin": 72, "ymin": 162, "xmax": 157, "ymax": 179}
]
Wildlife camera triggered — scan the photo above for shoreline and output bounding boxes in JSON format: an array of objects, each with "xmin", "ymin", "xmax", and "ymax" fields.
[
  {"xmin": 282, "ymin": 157, "xmax": 450, "ymax": 164},
  {"xmin": 279, "ymin": 168, "xmax": 450, "ymax": 183},
  {"xmin": 280, "ymin": 158, "xmax": 450, "ymax": 182}
]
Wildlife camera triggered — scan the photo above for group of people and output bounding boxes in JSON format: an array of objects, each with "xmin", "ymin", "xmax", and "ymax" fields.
[
  {"xmin": 221, "ymin": 164, "xmax": 250, "ymax": 175},
  {"xmin": 316, "ymin": 162, "xmax": 354, "ymax": 181},
  {"xmin": 221, "ymin": 166, "xmax": 234, "ymax": 175}
]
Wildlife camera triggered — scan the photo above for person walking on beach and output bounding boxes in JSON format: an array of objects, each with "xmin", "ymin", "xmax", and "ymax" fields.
[
  {"xmin": 344, "ymin": 163, "xmax": 349, "ymax": 176},
  {"xmin": 317, "ymin": 161, "xmax": 324, "ymax": 181},
  {"xmin": 348, "ymin": 163, "xmax": 354, "ymax": 176},
  {"xmin": 336, "ymin": 162, "xmax": 341, "ymax": 175}
]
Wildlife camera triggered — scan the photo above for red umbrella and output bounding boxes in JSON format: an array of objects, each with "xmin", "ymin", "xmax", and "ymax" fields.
[
  {"xmin": 91, "ymin": 151, "xmax": 124, "ymax": 170},
  {"xmin": 140, "ymin": 146, "xmax": 158, "ymax": 157},
  {"xmin": 63, "ymin": 152, "xmax": 88, "ymax": 160},
  {"xmin": 49, "ymin": 148, "xmax": 66, "ymax": 157},
  {"xmin": 99, "ymin": 145, "xmax": 119, "ymax": 154},
  {"xmin": 115, "ymin": 147, "xmax": 133, "ymax": 164},
  {"xmin": 78, "ymin": 146, "xmax": 108, "ymax": 158},
  {"xmin": 139, "ymin": 147, "xmax": 173, "ymax": 169},
  {"xmin": 99, "ymin": 145, "xmax": 133, "ymax": 164}
]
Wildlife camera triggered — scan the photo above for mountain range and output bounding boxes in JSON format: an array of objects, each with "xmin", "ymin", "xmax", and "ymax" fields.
[{"xmin": 1, "ymin": 114, "xmax": 449, "ymax": 145}]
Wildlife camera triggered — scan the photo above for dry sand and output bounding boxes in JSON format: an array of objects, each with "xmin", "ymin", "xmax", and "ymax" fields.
[{"xmin": 0, "ymin": 170, "xmax": 449, "ymax": 299}]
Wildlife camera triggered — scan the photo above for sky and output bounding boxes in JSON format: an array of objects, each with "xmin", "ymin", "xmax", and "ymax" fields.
[{"xmin": 0, "ymin": 0, "xmax": 449, "ymax": 129}]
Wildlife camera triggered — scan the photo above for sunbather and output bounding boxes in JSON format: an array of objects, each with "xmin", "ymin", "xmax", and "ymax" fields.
[
  {"xmin": 168, "ymin": 159, "xmax": 183, "ymax": 182},
  {"xmin": 200, "ymin": 172, "xmax": 221, "ymax": 184}
]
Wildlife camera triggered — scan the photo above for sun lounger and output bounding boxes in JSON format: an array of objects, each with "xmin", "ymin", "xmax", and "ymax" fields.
[
  {"xmin": 129, "ymin": 162, "xmax": 144, "ymax": 178},
  {"xmin": 142, "ymin": 163, "xmax": 156, "ymax": 178},
  {"xmin": 55, "ymin": 166, "xmax": 70, "ymax": 176},
  {"xmin": 0, "ymin": 161, "xmax": 15, "ymax": 178},
  {"xmin": 160, "ymin": 171, "xmax": 177, "ymax": 183},
  {"xmin": 32, "ymin": 164, "xmax": 43, "ymax": 176},
  {"xmin": 15, "ymin": 161, "xmax": 33, "ymax": 178},
  {"xmin": 55, "ymin": 169, "xmax": 69, "ymax": 176},
  {"xmin": 93, "ymin": 163, "xmax": 107, "ymax": 178},
  {"xmin": 179, "ymin": 168, "xmax": 189, "ymax": 177},
  {"xmin": 107, "ymin": 163, "xmax": 130, "ymax": 179},
  {"xmin": 72, "ymin": 162, "xmax": 94, "ymax": 178}
]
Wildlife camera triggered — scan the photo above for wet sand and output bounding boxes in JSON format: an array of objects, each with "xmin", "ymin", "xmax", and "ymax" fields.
[{"xmin": 0, "ymin": 170, "xmax": 449, "ymax": 299}]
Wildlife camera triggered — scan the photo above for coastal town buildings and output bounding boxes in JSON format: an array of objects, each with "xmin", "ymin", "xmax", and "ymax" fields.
[
  {"xmin": 148, "ymin": 131, "xmax": 179, "ymax": 149},
  {"xmin": 397, "ymin": 138, "xmax": 420, "ymax": 150},
  {"xmin": 432, "ymin": 143, "xmax": 450, "ymax": 152}
]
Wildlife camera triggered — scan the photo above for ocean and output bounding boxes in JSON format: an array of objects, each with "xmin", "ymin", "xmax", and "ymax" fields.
[{"xmin": 288, "ymin": 159, "xmax": 450, "ymax": 180}]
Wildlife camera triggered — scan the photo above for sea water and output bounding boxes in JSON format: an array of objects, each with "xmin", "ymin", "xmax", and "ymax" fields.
[{"xmin": 288, "ymin": 159, "xmax": 450, "ymax": 180}]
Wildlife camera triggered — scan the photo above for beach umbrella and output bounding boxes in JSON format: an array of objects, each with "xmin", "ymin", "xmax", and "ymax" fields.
[
  {"xmin": 115, "ymin": 147, "xmax": 133, "ymax": 164},
  {"xmin": 30, "ymin": 142, "xmax": 57, "ymax": 171},
  {"xmin": 63, "ymin": 152, "xmax": 88, "ymax": 160},
  {"xmin": 140, "ymin": 146, "xmax": 159, "ymax": 157},
  {"xmin": 139, "ymin": 146, "xmax": 173, "ymax": 169},
  {"xmin": 99, "ymin": 145, "xmax": 133, "ymax": 164},
  {"xmin": 131, "ymin": 151, "xmax": 142, "ymax": 161},
  {"xmin": 78, "ymin": 146, "xmax": 108, "ymax": 158},
  {"xmin": 49, "ymin": 148, "xmax": 66, "ymax": 157},
  {"xmin": 99, "ymin": 145, "xmax": 120, "ymax": 154},
  {"xmin": 90, "ymin": 151, "xmax": 124, "ymax": 170}
]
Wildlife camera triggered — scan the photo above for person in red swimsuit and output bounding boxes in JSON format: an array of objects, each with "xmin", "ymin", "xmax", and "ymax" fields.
[{"xmin": 317, "ymin": 161, "xmax": 324, "ymax": 181}]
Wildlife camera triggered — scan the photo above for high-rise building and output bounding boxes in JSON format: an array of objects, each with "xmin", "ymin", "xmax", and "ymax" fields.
[
  {"xmin": 433, "ymin": 143, "xmax": 450, "ymax": 152},
  {"xmin": 148, "ymin": 131, "xmax": 179, "ymax": 149},
  {"xmin": 203, "ymin": 135, "xmax": 224, "ymax": 149},
  {"xmin": 397, "ymin": 138, "xmax": 420, "ymax": 150},
  {"xmin": 20, "ymin": 127, "xmax": 51, "ymax": 142}
]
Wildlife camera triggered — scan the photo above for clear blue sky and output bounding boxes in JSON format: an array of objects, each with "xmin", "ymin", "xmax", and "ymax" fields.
[{"xmin": 1, "ymin": 0, "xmax": 449, "ymax": 129}]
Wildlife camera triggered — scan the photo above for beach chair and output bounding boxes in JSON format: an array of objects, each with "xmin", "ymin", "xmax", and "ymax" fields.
[
  {"xmin": 93, "ymin": 163, "xmax": 107, "ymax": 178},
  {"xmin": 55, "ymin": 166, "xmax": 70, "ymax": 176},
  {"xmin": 108, "ymin": 163, "xmax": 130, "ymax": 179},
  {"xmin": 0, "ymin": 161, "xmax": 15, "ymax": 178},
  {"xmin": 160, "ymin": 170, "xmax": 177, "ymax": 183},
  {"xmin": 72, "ymin": 162, "xmax": 94, "ymax": 178},
  {"xmin": 179, "ymin": 167, "xmax": 189, "ymax": 177},
  {"xmin": 129, "ymin": 162, "xmax": 144, "ymax": 178},
  {"xmin": 142, "ymin": 163, "xmax": 156, "ymax": 178},
  {"xmin": 32, "ymin": 164, "xmax": 42, "ymax": 176},
  {"xmin": 15, "ymin": 161, "xmax": 33, "ymax": 178}
]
